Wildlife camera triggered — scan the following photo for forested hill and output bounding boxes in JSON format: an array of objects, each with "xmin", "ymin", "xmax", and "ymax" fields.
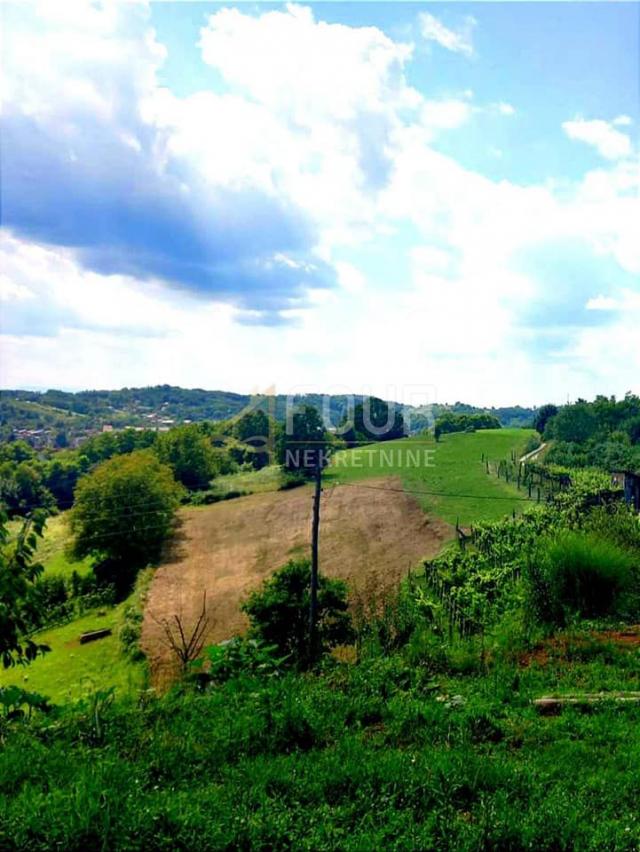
[{"xmin": 0, "ymin": 385, "xmax": 536, "ymax": 435}]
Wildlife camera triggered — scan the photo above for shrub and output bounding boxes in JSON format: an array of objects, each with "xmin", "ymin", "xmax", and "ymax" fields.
[
  {"xmin": 525, "ymin": 531, "xmax": 635, "ymax": 625},
  {"xmin": 242, "ymin": 559, "xmax": 353, "ymax": 668},
  {"xmin": 582, "ymin": 504, "xmax": 640, "ymax": 555},
  {"xmin": 278, "ymin": 473, "xmax": 306, "ymax": 491},
  {"xmin": 197, "ymin": 637, "xmax": 288, "ymax": 685}
]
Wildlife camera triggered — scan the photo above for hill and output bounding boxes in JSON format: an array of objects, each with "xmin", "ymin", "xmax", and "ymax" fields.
[{"xmin": 1, "ymin": 385, "xmax": 536, "ymax": 442}]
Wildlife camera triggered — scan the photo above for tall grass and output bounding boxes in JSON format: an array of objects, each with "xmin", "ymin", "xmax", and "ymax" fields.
[{"xmin": 526, "ymin": 531, "xmax": 635, "ymax": 624}]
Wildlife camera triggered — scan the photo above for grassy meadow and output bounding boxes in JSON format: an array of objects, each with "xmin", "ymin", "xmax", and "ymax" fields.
[
  {"xmin": 326, "ymin": 429, "xmax": 534, "ymax": 525},
  {"xmin": 1, "ymin": 514, "xmax": 145, "ymax": 703},
  {"xmin": 0, "ymin": 606, "xmax": 146, "ymax": 703}
]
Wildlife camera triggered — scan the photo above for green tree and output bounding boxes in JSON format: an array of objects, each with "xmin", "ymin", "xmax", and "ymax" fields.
[
  {"xmin": 0, "ymin": 460, "xmax": 54, "ymax": 517},
  {"xmin": 70, "ymin": 450, "xmax": 181, "ymax": 572},
  {"xmin": 233, "ymin": 410, "xmax": 280, "ymax": 469},
  {"xmin": 44, "ymin": 454, "xmax": 85, "ymax": 509},
  {"xmin": 242, "ymin": 558, "xmax": 352, "ymax": 668},
  {"xmin": 546, "ymin": 401, "xmax": 599, "ymax": 444},
  {"xmin": 278, "ymin": 405, "xmax": 329, "ymax": 476},
  {"xmin": 0, "ymin": 509, "xmax": 50, "ymax": 668},
  {"xmin": 533, "ymin": 404, "xmax": 558, "ymax": 436},
  {"xmin": 155, "ymin": 425, "xmax": 216, "ymax": 490},
  {"xmin": 340, "ymin": 397, "xmax": 405, "ymax": 447}
]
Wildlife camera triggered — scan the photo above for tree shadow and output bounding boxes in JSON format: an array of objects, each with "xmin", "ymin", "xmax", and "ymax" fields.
[{"xmin": 158, "ymin": 514, "xmax": 190, "ymax": 564}]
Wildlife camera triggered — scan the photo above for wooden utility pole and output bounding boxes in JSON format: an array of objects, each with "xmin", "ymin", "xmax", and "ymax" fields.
[{"xmin": 309, "ymin": 455, "xmax": 322, "ymax": 656}]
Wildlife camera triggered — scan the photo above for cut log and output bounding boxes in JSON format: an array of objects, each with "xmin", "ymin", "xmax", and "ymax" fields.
[
  {"xmin": 534, "ymin": 692, "xmax": 640, "ymax": 715},
  {"xmin": 79, "ymin": 628, "xmax": 112, "ymax": 644}
]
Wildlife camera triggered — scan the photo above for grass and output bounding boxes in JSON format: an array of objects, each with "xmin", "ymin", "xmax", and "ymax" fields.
[
  {"xmin": 0, "ymin": 605, "xmax": 146, "ymax": 703},
  {"xmin": 326, "ymin": 429, "xmax": 535, "ymax": 525},
  {"xmin": 212, "ymin": 464, "xmax": 284, "ymax": 496},
  {"xmin": 1, "ymin": 630, "xmax": 639, "ymax": 850},
  {"xmin": 35, "ymin": 514, "xmax": 93, "ymax": 578},
  {"xmin": 7, "ymin": 513, "xmax": 92, "ymax": 579},
  {"xmin": 3, "ymin": 514, "xmax": 146, "ymax": 702}
]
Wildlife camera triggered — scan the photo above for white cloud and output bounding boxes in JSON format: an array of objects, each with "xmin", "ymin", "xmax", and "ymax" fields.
[
  {"xmin": 586, "ymin": 295, "xmax": 620, "ymax": 311},
  {"xmin": 495, "ymin": 102, "xmax": 515, "ymax": 116},
  {"xmin": 562, "ymin": 117, "xmax": 633, "ymax": 160},
  {"xmin": 420, "ymin": 98, "xmax": 473, "ymax": 130},
  {"xmin": 418, "ymin": 12, "xmax": 475, "ymax": 57},
  {"xmin": 2, "ymin": 3, "xmax": 639, "ymax": 404}
]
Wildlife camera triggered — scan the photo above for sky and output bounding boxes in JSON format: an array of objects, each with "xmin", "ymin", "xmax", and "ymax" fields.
[{"xmin": 1, "ymin": 1, "xmax": 639, "ymax": 407}]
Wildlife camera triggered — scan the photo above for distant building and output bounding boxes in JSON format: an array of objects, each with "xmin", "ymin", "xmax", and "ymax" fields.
[
  {"xmin": 102, "ymin": 424, "xmax": 114, "ymax": 433},
  {"xmin": 611, "ymin": 470, "xmax": 640, "ymax": 513}
]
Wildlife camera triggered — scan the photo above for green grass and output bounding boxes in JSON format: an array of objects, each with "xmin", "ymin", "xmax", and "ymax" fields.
[
  {"xmin": 212, "ymin": 464, "xmax": 284, "ymax": 496},
  {"xmin": 36, "ymin": 514, "xmax": 93, "ymax": 578},
  {"xmin": 2, "ymin": 632, "xmax": 640, "ymax": 850},
  {"xmin": 326, "ymin": 429, "xmax": 535, "ymax": 525},
  {"xmin": 3, "ymin": 513, "xmax": 143, "ymax": 702},
  {"xmin": 7, "ymin": 513, "xmax": 92, "ymax": 579},
  {"xmin": 0, "ymin": 605, "xmax": 146, "ymax": 703}
]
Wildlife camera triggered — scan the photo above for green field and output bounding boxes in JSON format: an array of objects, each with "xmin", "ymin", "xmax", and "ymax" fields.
[
  {"xmin": 7, "ymin": 513, "xmax": 92, "ymax": 579},
  {"xmin": 326, "ymin": 429, "xmax": 534, "ymax": 525},
  {"xmin": 0, "ymin": 605, "xmax": 146, "ymax": 703},
  {"xmin": 2, "ymin": 514, "xmax": 144, "ymax": 703},
  {"xmin": 212, "ymin": 464, "xmax": 283, "ymax": 496},
  {"xmin": 35, "ymin": 514, "xmax": 93, "ymax": 578}
]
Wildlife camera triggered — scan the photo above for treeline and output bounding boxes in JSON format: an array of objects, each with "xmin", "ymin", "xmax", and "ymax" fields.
[
  {"xmin": 434, "ymin": 412, "xmax": 501, "ymax": 440},
  {"xmin": 409, "ymin": 403, "xmax": 534, "ymax": 433},
  {"xmin": 1, "ymin": 386, "xmax": 398, "ymax": 437},
  {"xmin": 536, "ymin": 394, "xmax": 640, "ymax": 471},
  {"xmin": 1, "ymin": 385, "xmax": 535, "ymax": 441},
  {"xmin": 0, "ymin": 398, "xmax": 407, "ymax": 517}
]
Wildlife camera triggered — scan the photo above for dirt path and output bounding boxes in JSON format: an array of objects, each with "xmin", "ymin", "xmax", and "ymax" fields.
[
  {"xmin": 141, "ymin": 477, "xmax": 453, "ymax": 685},
  {"xmin": 519, "ymin": 442, "xmax": 547, "ymax": 464}
]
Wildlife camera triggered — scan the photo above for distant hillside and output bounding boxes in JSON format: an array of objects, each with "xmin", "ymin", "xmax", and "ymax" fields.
[{"xmin": 0, "ymin": 385, "xmax": 536, "ymax": 440}]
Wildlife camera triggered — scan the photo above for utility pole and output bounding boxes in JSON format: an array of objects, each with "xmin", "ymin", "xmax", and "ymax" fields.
[{"xmin": 309, "ymin": 453, "xmax": 322, "ymax": 658}]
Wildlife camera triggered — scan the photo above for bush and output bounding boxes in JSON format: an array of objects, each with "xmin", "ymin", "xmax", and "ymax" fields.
[
  {"xmin": 196, "ymin": 637, "xmax": 288, "ymax": 686},
  {"xmin": 525, "ymin": 531, "xmax": 635, "ymax": 625},
  {"xmin": 186, "ymin": 489, "xmax": 248, "ymax": 506},
  {"xmin": 582, "ymin": 504, "xmax": 640, "ymax": 555},
  {"xmin": 278, "ymin": 473, "xmax": 306, "ymax": 491},
  {"xmin": 242, "ymin": 559, "xmax": 353, "ymax": 668}
]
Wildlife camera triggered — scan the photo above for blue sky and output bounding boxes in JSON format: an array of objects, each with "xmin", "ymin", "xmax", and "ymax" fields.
[{"xmin": 1, "ymin": 1, "xmax": 638, "ymax": 405}]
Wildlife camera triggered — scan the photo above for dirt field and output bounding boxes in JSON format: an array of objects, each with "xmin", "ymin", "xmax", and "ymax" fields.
[{"xmin": 141, "ymin": 477, "xmax": 453, "ymax": 684}]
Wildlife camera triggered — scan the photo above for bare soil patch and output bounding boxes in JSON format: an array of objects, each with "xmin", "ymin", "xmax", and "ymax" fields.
[
  {"xmin": 141, "ymin": 477, "xmax": 452, "ymax": 685},
  {"xmin": 520, "ymin": 626, "xmax": 640, "ymax": 668}
]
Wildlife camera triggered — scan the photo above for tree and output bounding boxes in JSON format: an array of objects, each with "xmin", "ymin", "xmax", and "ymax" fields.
[
  {"xmin": 546, "ymin": 402, "xmax": 598, "ymax": 444},
  {"xmin": 242, "ymin": 558, "xmax": 353, "ymax": 668},
  {"xmin": 434, "ymin": 412, "xmax": 501, "ymax": 439},
  {"xmin": 156, "ymin": 425, "xmax": 216, "ymax": 490},
  {"xmin": 533, "ymin": 404, "xmax": 558, "ymax": 436},
  {"xmin": 70, "ymin": 451, "xmax": 181, "ymax": 575},
  {"xmin": 0, "ymin": 460, "xmax": 54, "ymax": 517},
  {"xmin": 44, "ymin": 454, "xmax": 85, "ymax": 509},
  {"xmin": 340, "ymin": 397, "xmax": 405, "ymax": 447},
  {"xmin": 0, "ymin": 509, "xmax": 51, "ymax": 668},
  {"xmin": 233, "ymin": 410, "xmax": 279, "ymax": 469},
  {"xmin": 151, "ymin": 593, "xmax": 209, "ymax": 675},
  {"xmin": 278, "ymin": 405, "xmax": 329, "ymax": 477}
]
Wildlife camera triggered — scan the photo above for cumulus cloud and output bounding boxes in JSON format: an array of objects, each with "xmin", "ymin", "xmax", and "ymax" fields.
[
  {"xmin": 1, "ymin": 3, "xmax": 638, "ymax": 401},
  {"xmin": 2, "ymin": 2, "xmax": 335, "ymax": 320},
  {"xmin": 419, "ymin": 12, "xmax": 476, "ymax": 57},
  {"xmin": 562, "ymin": 117, "xmax": 633, "ymax": 160}
]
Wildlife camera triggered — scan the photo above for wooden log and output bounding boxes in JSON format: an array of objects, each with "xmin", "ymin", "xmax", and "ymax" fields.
[
  {"xmin": 534, "ymin": 693, "xmax": 640, "ymax": 715},
  {"xmin": 79, "ymin": 628, "xmax": 112, "ymax": 644}
]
